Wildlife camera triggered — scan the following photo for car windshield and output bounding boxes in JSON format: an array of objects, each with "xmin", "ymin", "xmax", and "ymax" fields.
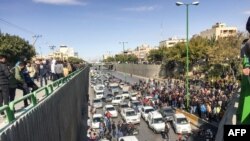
[
  {"xmin": 177, "ymin": 117, "xmax": 188, "ymax": 124},
  {"xmin": 107, "ymin": 94, "xmax": 113, "ymax": 97},
  {"xmin": 133, "ymin": 102, "xmax": 142, "ymax": 106},
  {"xmin": 111, "ymin": 86, "xmax": 119, "ymax": 89},
  {"xmin": 115, "ymin": 96, "xmax": 121, "ymax": 100},
  {"xmin": 164, "ymin": 109, "xmax": 174, "ymax": 114},
  {"xmin": 93, "ymin": 117, "xmax": 102, "ymax": 122},
  {"xmin": 121, "ymin": 104, "xmax": 129, "ymax": 108},
  {"xmin": 97, "ymin": 86, "xmax": 104, "ymax": 90},
  {"xmin": 107, "ymin": 107, "xmax": 115, "ymax": 111},
  {"xmin": 153, "ymin": 118, "xmax": 163, "ymax": 123},
  {"xmin": 94, "ymin": 99, "xmax": 101, "ymax": 103},
  {"xmin": 96, "ymin": 93, "xmax": 103, "ymax": 95},
  {"xmin": 145, "ymin": 109, "xmax": 154, "ymax": 113},
  {"xmin": 126, "ymin": 111, "xmax": 136, "ymax": 116}
]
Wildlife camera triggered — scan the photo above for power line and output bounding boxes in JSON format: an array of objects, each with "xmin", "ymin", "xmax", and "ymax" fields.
[{"xmin": 0, "ymin": 18, "xmax": 35, "ymax": 35}]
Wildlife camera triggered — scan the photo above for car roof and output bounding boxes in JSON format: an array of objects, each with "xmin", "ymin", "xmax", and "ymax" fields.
[
  {"xmin": 93, "ymin": 113, "xmax": 102, "ymax": 118},
  {"xmin": 143, "ymin": 106, "xmax": 154, "ymax": 109},
  {"xmin": 119, "ymin": 102, "xmax": 128, "ymax": 105},
  {"xmin": 105, "ymin": 105, "xmax": 114, "ymax": 108},
  {"xmin": 162, "ymin": 106, "xmax": 173, "ymax": 110},
  {"xmin": 119, "ymin": 136, "xmax": 138, "ymax": 141},
  {"xmin": 124, "ymin": 108, "xmax": 135, "ymax": 112},
  {"xmin": 149, "ymin": 111, "xmax": 162, "ymax": 118},
  {"xmin": 174, "ymin": 113, "xmax": 186, "ymax": 118}
]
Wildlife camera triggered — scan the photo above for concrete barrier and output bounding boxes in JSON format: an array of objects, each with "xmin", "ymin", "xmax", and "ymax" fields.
[
  {"xmin": 114, "ymin": 64, "xmax": 162, "ymax": 78},
  {"xmin": 175, "ymin": 108, "xmax": 218, "ymax": 132},
  {"xmin": 0, "ymin": 67, "xmax": 89, "ymax": 141}
]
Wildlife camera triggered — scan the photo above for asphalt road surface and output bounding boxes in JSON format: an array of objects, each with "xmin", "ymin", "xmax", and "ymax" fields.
[{"xmin": 89, "ymin": 69, "xmax": 203, "ymax": 141}]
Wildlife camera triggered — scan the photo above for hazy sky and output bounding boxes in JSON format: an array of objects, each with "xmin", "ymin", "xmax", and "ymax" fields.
[{"xmin": 0, "ymin": 0, "xmax": 250, "ymax": 61}]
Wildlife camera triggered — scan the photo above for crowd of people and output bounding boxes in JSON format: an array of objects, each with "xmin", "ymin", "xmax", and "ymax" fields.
[
  {"xmin": 0, "ymin": 54, "xmax": 81, "ymax": 117},
  {"xmin": 87, "ymin": 71, "xmax": 239, "ymax": 141},
  {"xmin": 134, "ymin": 76, "xmax": 239, "ymax": 122}
]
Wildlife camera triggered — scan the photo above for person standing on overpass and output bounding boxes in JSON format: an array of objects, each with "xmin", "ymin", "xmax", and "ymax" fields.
[{"xmin": 0, "ymin": 53, "xmax": 10, "ymax": 116}]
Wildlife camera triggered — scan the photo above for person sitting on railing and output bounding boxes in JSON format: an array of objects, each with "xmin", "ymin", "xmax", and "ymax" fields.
[{"xmin": 0, "ymin": 53, "xmax": 10, "ymax": 116}]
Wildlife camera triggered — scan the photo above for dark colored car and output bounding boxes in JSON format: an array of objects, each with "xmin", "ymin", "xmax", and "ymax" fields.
[
  {"xmin": 103, "ymin": 93, "xmax": 113, "ymax": 102},
  {"xmin": 159, "ymin": 106, "xmax": 175, "ymax": 121}
]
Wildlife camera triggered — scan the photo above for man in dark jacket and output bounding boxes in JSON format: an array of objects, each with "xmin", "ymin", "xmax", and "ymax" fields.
[{"xmin": 0, "ymin": 53, "xmax": 10, "ymax": 115}]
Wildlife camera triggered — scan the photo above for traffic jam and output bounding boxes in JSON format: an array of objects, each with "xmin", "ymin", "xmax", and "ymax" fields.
[{"xmin": 87, "ymin": 69, "xmax": 213, "ymax": 141}]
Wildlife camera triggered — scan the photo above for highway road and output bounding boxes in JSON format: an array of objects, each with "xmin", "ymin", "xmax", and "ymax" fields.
[{"xmin": 88, "ymin": 69, "xmax": 203, "ymax": 141}]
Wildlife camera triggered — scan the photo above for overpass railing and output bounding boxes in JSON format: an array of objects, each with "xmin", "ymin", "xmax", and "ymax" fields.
[{"xmin": 0, "ymin": 68, "xmax": 83, "ymax": 123}]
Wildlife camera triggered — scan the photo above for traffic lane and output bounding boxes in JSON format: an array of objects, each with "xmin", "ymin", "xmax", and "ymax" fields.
[
  {"xmin": 95, "ymin": 103, "xmax": 168, "ymax": 141},
  {"xmin": 104, "ymin": 70, "xmax": 141, "ymax": 84},
  {"xmin": 89, "ymin": 85, "xmax": 197, "ymax": 141},
  {"xmin": 103, "ymin": 70, "xmax": 201, "ymax": 141}
]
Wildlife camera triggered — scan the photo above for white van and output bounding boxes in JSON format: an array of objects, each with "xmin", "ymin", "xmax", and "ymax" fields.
[
  {"xmin": 147, "ymin": 111, "xmax": 165, "ymax": 133},
  {"xmin": 172, "ymin": 113, "xmax": 192, "ymax": 134}
]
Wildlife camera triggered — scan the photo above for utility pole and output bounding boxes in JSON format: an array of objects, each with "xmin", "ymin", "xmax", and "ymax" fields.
[
  {"xmin": 32, "ymin": 35, "xmax": 42, "ymax": 57},
  {"xmin": 49, "ymin": 45, "xmax": 56, "ymax": 59},
  {"xmin": 119, "ymin": 41, "xmax": 128, "ymax": 82},
  {"xmin": 32, "ymin": 35, "xmax": 42, "ymax": 46}
]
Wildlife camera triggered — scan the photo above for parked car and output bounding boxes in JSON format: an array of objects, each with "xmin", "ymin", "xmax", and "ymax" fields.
[
  {"xmin": 111, "ymin": 95, "xmax": 124, "ymax": 105},
  {"xmin": 91, "ymin": 113, "xmax": 103, "ymax": 129},
  {"xmin": 172, "ymin": 113, "xmax": 192, "ymax": 134},
  {"xmin": 158, "ymin": 106, "xmax": 175, "ymax": 121},
  {"xmin": 93, "ymin": 98, "xmax": 103, "ymax": 108},
  {"xmin": 121, "ymin": 108, "xmax": 140, "ymax": 124},
  {"xmin": 118, "ymin": 102, "xmax": 129, "ymax": 113},
  {"xmin": 147, "ymin": 111, "xmax": 165, "ymax": 133},
  {"xmin": 141, "ymin": 106, "xmax": 155, "ymax": 122},
  {"xmin": 103, "ymin": 105, "xmax": 118, "ymax": 118}
]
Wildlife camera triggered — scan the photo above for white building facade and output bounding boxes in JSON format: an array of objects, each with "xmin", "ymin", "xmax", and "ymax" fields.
[{"xmin": 200, "ymin": 23, "xmax": 237, "ymax": 40}]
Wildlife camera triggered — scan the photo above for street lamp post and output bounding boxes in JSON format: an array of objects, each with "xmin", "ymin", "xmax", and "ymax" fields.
[
  {"xmin": 119, "ymin": 41, "xmax": 128, "ymax": 82},
  {"xmin": 176, "ymin": 1, "xmax": 199, "ymax": 109}
]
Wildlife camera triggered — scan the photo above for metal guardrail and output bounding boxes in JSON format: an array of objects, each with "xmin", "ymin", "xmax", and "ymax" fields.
[{"xmin": 0, "ymin": 67, "xmax": 84, "ymax": 124}]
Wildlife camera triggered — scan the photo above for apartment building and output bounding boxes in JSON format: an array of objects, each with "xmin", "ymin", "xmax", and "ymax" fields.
[
  {"xmin": 200, "ymin": 22, "xmax": 237, "ymax": 40},
  {"xmin": 159, "ymin": 37, "xmax": 186, "ymax": 48}
]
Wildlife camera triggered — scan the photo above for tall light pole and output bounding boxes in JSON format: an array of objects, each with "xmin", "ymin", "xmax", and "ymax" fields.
[
  {"xmin": 176, "ymin": 1, "xmax": 199, "ymax": 109},
  {"xmin": 119, "ymin": 41, "xmax": 128, "ymax": 82}
]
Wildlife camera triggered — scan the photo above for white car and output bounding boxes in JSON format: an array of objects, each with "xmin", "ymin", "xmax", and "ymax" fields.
[
  {"xmin": 103, "ymin": 105, "xmax": 118, "ymax": 118},
  {"xmin": 91, "ymin": 113, "xmax": 103, "ymax": 129},
  {"xmin": 95, "ymin": 92, "xmax": 104, "ymax": 99},
  {"xmin": 118, "ymin": 136, "xmax": 139, "ymax": 141},
  {"xmin": 111, "ymin": 95, "xmax": 124, "ymax": 105},
  {"xmin": 93, "ymin": 98, "xmax": 103, "ymax": 108},
  {"xmin": 172, "ymin": 113, "xmax": 192, "ymax": 134},
  {"xmin": 129, "ymin": 92, "xmax": 138, "ymax": 101},
  {"xmin": 94, "ymin": 84, "xmax": 105, "ymax": 98},
  {"xmin": 147, "ymin": 111, "xmax": 165, "ymax": 133},
  {"xmin": 121, "ymin": 108, "xmax": 140, "ymax": 124},
  {"xmin": 121, "ymin": 91, "xmax": 130, "ymax": 99},
  {"xmin": 141, "ymin": 106, "xmax": 155, "ymax": 121},
  {"xmin": 118, "ymin": 102, "xmax": 129, "ymax": 113}
]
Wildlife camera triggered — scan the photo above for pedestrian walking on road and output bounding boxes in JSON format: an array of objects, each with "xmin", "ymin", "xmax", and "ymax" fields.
[{"xmin": 111, "ymin": 121, "xmax": 116, "ymax": 138}]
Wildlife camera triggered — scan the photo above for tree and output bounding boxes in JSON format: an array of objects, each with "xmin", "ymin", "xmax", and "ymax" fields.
[
  {"xmin": 67, "ymin": 57, "xmax": 84, "ymax": 64},
  {"xmin": 126, "ymin": 54, "xmax": 138, "ymax": 63},
  {"xmin": 0, "ymin": 33, "xmax": 36, "ymax": 65}
]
